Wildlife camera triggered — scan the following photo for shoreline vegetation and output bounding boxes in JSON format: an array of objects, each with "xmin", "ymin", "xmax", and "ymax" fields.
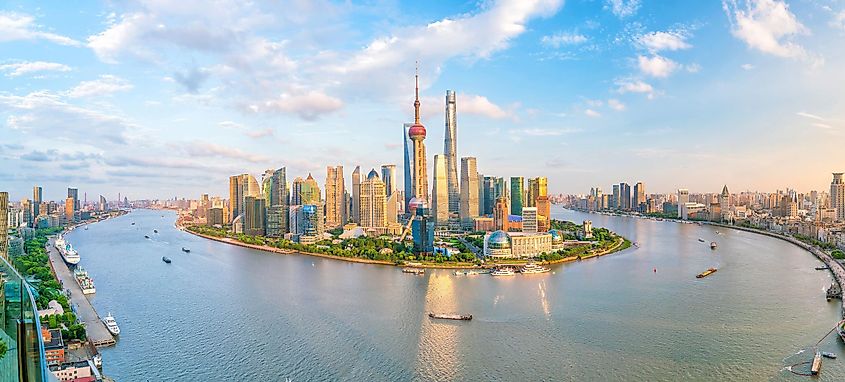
[{"xmin": 178, "ymin": 214, "xmax": 632, "ymax": 270}]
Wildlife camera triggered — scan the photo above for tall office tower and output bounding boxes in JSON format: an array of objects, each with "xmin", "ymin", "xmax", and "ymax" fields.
[
  {"xmin": 99, "ymin": 195, "xmax": 107, "ymax": 211},
  {"xmin": 301, "ymin": 174, "xmax": 321, "ymax": 205},
  {"xmin": 21, "ymin": 199, "xmax": 32, "ymax": 227},
  {"xmin": 325, "ymin": 166, "xmax": 346, "ymax": 228},
  {"xmin": 0, "ymin": 192, "xmax": 7, "ymax": 260},
  {"xmin": 527, "ymin": 177, "xmax": 548, "ymax": 208},
  {"xmin": 411, "ymin": 201, "xmax": 435, "ymax": 255},
  {"xmin": 494, "ymin": 196, "xmax": 510, "ymax": 231},
  {"xmin": 409, "ymin": 68, "xmax": 429, "ymax": 204},
  {"xmin": 459, "ymin": 157, "xmax": 479, "ymax": 228},
  {"xmin": 67, "ymin": 187, "xmax": 79, "ymax": 211},
  {"xmin": 360, "ymin": 169, "xmax": 388, "ymax": 232},
  {"xmin": 403, "ymin": 123, "xmax": 415, "ymax": 213},
  {"xmin": 229, "ymin": 175, "xmax": 241, "ymax": 222},
  {"xmin": 266, "ymin": 167, "xmax": 289, "ymax": 237},
  {"xmin": 831, "ymin": 173, "xmax": 845, "ymax": 221},
  {"xmin": 619, "ymin": 183, "xmax": 631, "ymax": 210},
  {"xmin": 351, "ymin": 166, "xmax": 361, "ymax": 224},
  {"xmin": 381, "ymin": 164, "xmax": 396, "ymax": 197},
  {"xmin": 32, "ymin": 185, "xmax": 42, "ymax": 217},
  {"xmin": 719, "ymin": 185, "xmax": 731, "ymax": 209},
  {"xmin": 431, "ymin": 154, "xmax": 449, "ymax": 227},
  {"xmin": 482, "ymin": 176, "xmax": 496, "ymax": 215},
  {"xmin": 494, "ymin": 177, "xmax": 507, "ymax": 201},
  {"xmin": 611, "ymin": 184, "xmax": 620, "ymax": 209},
  {"xmin": 677, "ymin": 188, "xmax": 690, "ymax": 218},
  {"xmin": 510, "ymin": 177, "xmax": 524, "ymax": 215},
  {"xmin": 523, "ymin": 207, "xmax": 538, "ymax": 233},
  {"xmin": 291, "ymin": 177, "xmax": 304, "ymax": 205},
  {"xmin": 536, "ymin": 195, "xmax": 551, "ymax": 232},
  {"xmin": 65, "ymin": 197, "xmax": 74, "ymax": 223},
  {"xmin": 243, "ymin": 196, "xmax": 266, "ymax": 236},
  {"xmin": 633, "ymin": 182, "xmax": 645, "ymax": 211},
  {"xmin": 386, "ymin": 191, "xmax": 400, "ymax": 224},
  {"xmin": 477, "ymin": 173, "xmax": 485, "ymax": 217},
  {"xmin": 444, "ymin": 90, "xmax": 460, "ymax": 217}
]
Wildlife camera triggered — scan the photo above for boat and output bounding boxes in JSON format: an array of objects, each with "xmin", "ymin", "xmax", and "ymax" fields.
[
  {"xmin": 520, "ymin": 262, "xmax": 551, "ymax": 274},
  {"xmin": 153, "ymin": 229, "xmax": 158, "ymax": 233},
  {"xmin": 816, "ymin": 266, "xmax": 830, "ymax": 270},
  {"xmin": 811, "ymin": 351, "xmax": 822, "ymax": 375},
  {"xmin": 131, "ymin": 222, "xmax": 135, "ymax": 225},
  {"xmin": 821, "ymin": 351, "xmax": 837, "ymax": 359},
  {"xmin": 102, "ymin": 313, "xmax": 120, "ymax": 336},
  {"xmin": 710, "ymin": 242, "xmax": 717, "ymax": 249},
  {"xmin": 73, "ymin": 267, "xmax": 96, "ymax": 294},
  {"xmin": 698, "ymin": 238, "xmax": 705, "ymax": 242},
  {"xmin": 92, "ymin": 354, "xmax": 102, "ymax": 369},
  {"xmin": 54, "ymin": 235, "xmax": 81, "ymax": 265},
  {"xmin": 428, "ymin": 313, "xmax": 472, "ymax": 321},
  {"xmin": 84, "ymin": 225, "xmax": 89, "ymax": 231},
  {"xmin": 144, "ymin": 235, "xmax": 150, "ymax": 239},
  {"xmin": 696, "ymin": 268, "xmax": 718, "ymax": 279},
  {"xmin": 402, "ymin": 267, "xmax": 424, "ymax": 275},
  {"xmin": 837, "ymin": 320, "xmax": 845, "ymax": 343},
  {"xmin": 182, "ymin": 247, "xmax": 190, "ymax": 253},
  {"xmin": 162, "ymin": 256, "xmax": 171, "ymax": 263},
  {"xmin": 491, "ymin": 267, "xmax": 516, "ymax": 276}
]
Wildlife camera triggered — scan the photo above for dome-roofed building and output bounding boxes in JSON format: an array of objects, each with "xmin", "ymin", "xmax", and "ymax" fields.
[
  {"xmin": 484, "ymin": 230, "xmax": 512, "ymax": 259},
  {"xmin": 484, "ymin": 230, "xmax": 553, "ymax": 259}
]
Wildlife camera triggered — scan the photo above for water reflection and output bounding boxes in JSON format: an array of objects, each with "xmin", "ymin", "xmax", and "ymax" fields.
[{"xmin": 415, "ymin": 272, "xmax": 461, "ymax": 380}]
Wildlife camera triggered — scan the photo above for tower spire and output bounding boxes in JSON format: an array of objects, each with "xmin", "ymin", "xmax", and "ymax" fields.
[{"xmin": 414, "ymin": 61, "xmax": 420, "ymax": 124}]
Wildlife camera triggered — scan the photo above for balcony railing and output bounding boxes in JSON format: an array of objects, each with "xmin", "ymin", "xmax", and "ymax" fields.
[{"xmin": 0, "ymin": 255, "xmax": 52, "ymax": 382}]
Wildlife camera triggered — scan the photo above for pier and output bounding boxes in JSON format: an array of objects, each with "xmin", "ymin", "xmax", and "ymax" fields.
[{"xmin": 46, "ymin": 238, "xmax": 116, "ymax": 347}]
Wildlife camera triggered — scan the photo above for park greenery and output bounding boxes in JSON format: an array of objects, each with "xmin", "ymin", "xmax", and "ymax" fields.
[
  {"xmin": 12, "ymin": 227, "xmax": 68, "ymax": 310},
  {"xmin": 831, "ymin": 250, "xmax": 845, "ymax": 260},
  {"xmin": 0, "ymin": 338, "xmax": 6, "ymax": 359}
]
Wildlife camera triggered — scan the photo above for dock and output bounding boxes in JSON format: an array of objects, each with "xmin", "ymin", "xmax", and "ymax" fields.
[{"xmin": 46, "ymin": 238, "xmax": 116, "ymax": 347}]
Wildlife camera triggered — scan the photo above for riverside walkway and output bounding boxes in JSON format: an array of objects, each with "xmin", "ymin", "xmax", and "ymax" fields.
[{"xmin": 47, "ymin": 237, "xmax": 116, "ymax": 347}]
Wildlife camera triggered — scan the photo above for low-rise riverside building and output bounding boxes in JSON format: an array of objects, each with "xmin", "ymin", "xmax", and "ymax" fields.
[{"xmin": 483, "ymin": 230, "xmax": 553, "ymax": 259}]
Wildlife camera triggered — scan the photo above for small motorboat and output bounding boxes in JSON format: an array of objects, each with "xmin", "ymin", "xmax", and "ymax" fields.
[
  {"xmin": 144, "ymin": 235, "xmax": 150, "ymax": 239},
  {"xmin": 153, "ymin": 229, "xmax": 158, "ymax": 233},
  {"xmin": 698, "ymin": 238, "xmax": 705, "ymax": 243},
  {"xmin": 428, "ymin": 313, "xmax": 472, "ymax": 321},
  {"xmin": 162, "ymin": 256, "xmax": 171, "ymax": 264},
  {"xmin": 102, "ymin": 313, "xmax": 120, "ymax": 336},
  {"xmin": 821, "ymin": 351, "xmax": 837, "ymax": 359},
  {"xmin": 181, "ymin": 247, "xmax": 190, "ymax": 253},
  {"xmin": 84, "ymin": 226, "xmax": 89, "ymax": 231}
]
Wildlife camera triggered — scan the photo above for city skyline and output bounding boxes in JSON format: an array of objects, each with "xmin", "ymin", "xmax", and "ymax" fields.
[{"xmin": 2, "ymin": 0, "xmax": 845, "ymax": 200}]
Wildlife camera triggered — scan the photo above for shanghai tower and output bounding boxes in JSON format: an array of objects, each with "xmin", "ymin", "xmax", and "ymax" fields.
[{"xmin": 444, "ymin": 90, "xmax": 459, "ymax": 218}]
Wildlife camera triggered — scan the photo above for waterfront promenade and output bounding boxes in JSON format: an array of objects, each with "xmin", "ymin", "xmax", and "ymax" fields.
[{"xmin": 46, "ymin": 237, "xmax": 116, "ymax": 347}]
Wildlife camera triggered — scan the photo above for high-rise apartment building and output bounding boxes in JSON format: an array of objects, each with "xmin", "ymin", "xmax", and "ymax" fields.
[
  {"xmin": 65, "ymin": 197, "xmax": 74, "ymax": 223},
  {"xmin": 0, "ymin": 192, "xmax": 8, "ymax": 260},
  {"xmin": 510, "ymin": 177, "xmax": 524, "ymax": 215},
  {"xmin": 831, "ymin": 173, "xmax": 845, "ymax": 221},
  {"xmin": 432, "ymin": 154, "xmax": 449, "ymax": 227},
  {"xmin": 325, "ymin": 166, "xmax": 346, "ymax": 228},
  {"xmin": 381, "ymin": 164, "xmax": 396, "ymax": 197},
  {"xmin": 360, "ymin": 169, "xmax": 388, "ymax": 233},
  {"xmin": 243, "ymin": 196, "xmax": 266, "ymax": 236},
  {"xmin": 460, "ymin": 157, "xmax": 479, "ymax": 228},
  {"xmin": 409, "ymin": 69, "xmax": 429, "ymax": 204},
  {"xmin": 265, "ymin": 167, "xmax": 289, "ymax": 237},
  {"xmin": 444, "ymin": 90, "xmax": 460, "ymax": 218},
  {"xmin": 351, "ymin": 166, "xmax": 361, "ymax": 224}
]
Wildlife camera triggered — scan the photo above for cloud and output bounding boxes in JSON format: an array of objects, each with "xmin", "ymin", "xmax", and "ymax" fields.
[
  {"xmin": 19, "ymin": 149, "xmax": 102, "ymax": 162},
  {"xmin": 66, "ymin": 75, "xmax": 133, "ymax": 98},
  {"xmin": 184, "ymin": 141, "xmax": 270, "ymax": 163},
  {"xmin": 604, "ymin": 0, "xmax": 641, "ymax": 18},
  {"xmin": 460, "ymin": 94, "xmax": 513, "ymax": 120},
  {"xmin": 636, "ymin": 31, "xmax": 692, "ymax": 52},
  {"xmin": 814, "ymin": 123, "xmax": 832, "ymax": 129},
  {"xmin": 0, "ymin": 61, "xmax": 71, "ymax": 77},
  {"xmin": 173, "ymin": 66, "xmax": 210, "ymax": 93},
  {"xmin": 585, "ymin": 109, "xmax": 601, "ymax": 118},
  {"xmin": 0, "ymin": 12, "xmax": 80, "ymax": 46},
  {"xmin": 722, "ymin": 0, "xmax": 808, "ymax": 59},
  {"xmin": 541, "ymin": 32, "xmax": 588, "ymax": 48},
  {"xmin": 616, "ymin": 79, "xmax": 656, "ymax": 99},
  {"xmin": 741, "ymin": 63, "xmax": 755, "ymax": 70},
  {"xmin": 218, "ymin": 121, "xmax": 275, "ymax": 139},
  {"xmin": 832, "ymin": 10, "xmax": 845, "ymax": 30},
  {"xmin": 796, "ymin": 111, "xmax": 824, "ymax": 121},
  {"xmin": 245, "ymin": 128, "xmax": 274, "ymax": 138},
  {"xmin": 638, "ymin": 55, "xmax": 679, "ymax": 77},
  {"xmin": 257, "ymin": 91, "xmax": 344, "ymax": 120},
  {"xmin": 514, "ymin": 128, "xmax": 578, "ymax": 136},
  {"xmin": 607, "ymin": 99, "xmax": 625, "ymax": 111}
]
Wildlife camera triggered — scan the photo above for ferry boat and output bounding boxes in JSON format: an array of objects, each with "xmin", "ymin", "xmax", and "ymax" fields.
[
  {"xmin": 696, "ymin": 268, "xmax": 718, "ymax": 279},
  {"xmin": 428, "ymin": 312, "xmax": 472, "ymax": 321},
  {"xmin": 490, "ymin": 267, "xmax": 516, "ymax": 276},
  {"xmin": 520, "ymin": 263, "xmax": 551, "ymax": 274},
  {"xmin": 162, "ymin": 256, "xmax": 172, "ymax": 264},
  {"xmin": 710, "ymin": 242, "xmax": 717, "ymax": 249},
  {"xmin": 54, "ymin": 235, "xmax": 81, "ymax": 265},
  {"xmin": 73, "ymin": 267, "xmax": 96, "ymax": 294},
  {"xmin": 102, "ymin": 313, "xmax": 120, "ymax": 336},
  {"xmin": 402, "ymin": 268, "xmax": 424, "ymax": 275}
]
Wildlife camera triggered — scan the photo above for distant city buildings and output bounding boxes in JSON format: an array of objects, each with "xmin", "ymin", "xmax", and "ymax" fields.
[
  {"xmin": 359, "ymin": 169, "xmax": 388, "ymax": 234},
  {"xmin": 831, "ymin": 173, "xmax": 844, "ymax": 222},
  {"xmin": 459, "ymin": 157, "xmax": 479, "ymax": 228},
  {"xmin": 325, "ymin": 165, "xmax": 346, "ymax": 228}
]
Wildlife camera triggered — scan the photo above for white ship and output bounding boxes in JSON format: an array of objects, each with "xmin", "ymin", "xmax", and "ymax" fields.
[
  {"xmin": 54, "ymin": 235, "xmax": 81, "ymax": 265},
  {"xmin": 73, "ymin": 267, "xmax": 96, "ymax": 294},
  {"xmin": 520, "ymin": 263, "xmax": 551, "ymax": 274},
  {"xmin": 490, "ymin": 267, "xmax": 516, "ymax": 276},
  {"xmin": 102, "ymin": 313, "xmax": 120, "ymax": 336}
]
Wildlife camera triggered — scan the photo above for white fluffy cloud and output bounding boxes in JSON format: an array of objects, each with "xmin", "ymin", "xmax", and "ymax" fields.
[
  {"xmin": 0, "ymin": 12, "xmax": 80, "ymax": 46},
  {"xmin": 585, "ymin": 109, "xmax": 601, "ymax": 118},
  {"xmin": 722, "ymin": 0, "xmax": 808, "ymax": 58},
  {"xmin": 257, "ymin": 91, "xmax": 344, "ymax": 120},
  {"xmin": 616, "ymin": 79, "xmax": 656, "ymax": 99},
  {"xmin": 541, "ymin": 32, "xmax": 588, "ymax": 47},
  {"xmin": 460, "ymin": 94, "xmax": 512, "ymax": 120},
  {"xmin": 607, "ymin": 99, "xmax": 625, "ymax": 111},
  {"xmin": 604, "ymin": 0, "xmax": 641, "ymax": 18},
  {"xmin": 66, "ymin": 75, "xmax": 133, "ymax": 98},
  {"xmin": 637, "ymin": 55, "xmax": 679, "ymax": 77},
  {"xmin": 0, "ymin": 61, "xmax": 71, "ymax": 77},
  {"xmin": 636, "ymin": 31, "xmax": 692, "ymax": 52}
]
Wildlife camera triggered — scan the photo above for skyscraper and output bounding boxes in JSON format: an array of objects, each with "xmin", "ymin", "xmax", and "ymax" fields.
[
  {"xmin": 444, "ymin": 90, "xmax": 459, "ymax": 217},
  {"xmin": 494, "ymin": 196, "xmax": 510, "ymax": 231},
  {"xmin": 611, "ymin": 184, "xmax": 620, "ymax": 209},
  {"xmin": 67, "ymin": 187, "xmax": 78, "ymax": 211},
  {"xmin": 32, "ymin": 185, "xmax": 42, "ymax": 217},
  {"xmin": 831, "ymin": 173, "xmax": 845, "ymax": 221},
  {"xmin": 619, "ymin": 183, "xmax": 631, "ymax": 210},
  {"xmin": 243, "ymin": 196, "xmax": 266, "ymax": 236},
  {"xmin": 677, "ymin": 188, "xmax": 690, "ymax": 218},
  {"xmin": 482, "ymin": 176, "xmax": 495, "ymax": 215},
  {"xmin": 325, "ymin": 166, "xmax": 346, "ymax": 228},
  {"xmin": 523, "ymin": 207, "xmax": 538, "ymax": 233},
  {"xmin": 301, "ymin": 174, "xmax": 321, "ymax": 205},
  {"xmin": 527, "ymin": 177, "xmax": 547, "ymax": 208},
  {"xmin": 510, "ymin": 177, "xmax": 524, "ymax": 215},
  {"xmin": 65, "ymin": 197, "xmax": 74, "ymax": 223},
  {"xmin": 265, "ymin": 167, "xmax": 289, "ymax": 237},
  {"xmin": 360, "ymin": 169, "xmax": 388, "ymax": 233},
  {"xmin": 536, "ymin": 195, "xmax": 551, "ymax": 232},
  {"xmin": 460, "ymin": 157, "xmax": 479, "ymax": 228},
  {"xmin": 633, "ymin": 182, "xmax": 645, "ymax": 212},
  {"xmin": 99, "ymin": 195, "xmax": 107, "ymax": 211},
  {"xmin": 351, "ymin": 166, "xmax": 361, "ymax": 224},
  {"xmin": 381, "ymin": 164, "xmax": 396, "ymax": 197},
  {"xmin": 432, "ymin": 154, "xmax": 449, "ymax": 227},
  {"xmin": 403, "ymin": 123, "xmax": 415, "ymax": 213},
  {"xmin": 229, "ymin": 175, "xmax": 241, "ymax": 223},
  {"xmin": 0, "ymin": 192, "xmax": 7, "ymax": 260},
  {"xmin": 291, "ymin": 177, "xmax": 304, "ymax": 205},
  {"xmin": 409, "ymin": 67, "xmax": 429, "ymax": 204}
]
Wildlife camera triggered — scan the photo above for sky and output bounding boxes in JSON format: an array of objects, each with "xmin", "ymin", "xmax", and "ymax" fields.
[{"xmin": 1, "ymin": 0, "xmax": 844, "ymax": 202}]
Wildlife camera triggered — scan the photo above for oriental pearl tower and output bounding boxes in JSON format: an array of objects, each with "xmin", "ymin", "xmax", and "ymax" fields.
[{"xmin": 409, "ymin": 64, "xmax": 429, "ymax": 203}]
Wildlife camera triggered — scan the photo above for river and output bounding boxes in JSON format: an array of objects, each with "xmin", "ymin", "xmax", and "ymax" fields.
[{"xmin": 64, "ymin": 206, "xmax": 845, "ymax": 381}]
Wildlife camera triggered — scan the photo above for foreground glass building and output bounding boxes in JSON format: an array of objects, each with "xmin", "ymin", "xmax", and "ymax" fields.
[{"xmin": 1, "ymin": 256, "xmax": 53, "ymax": 382}]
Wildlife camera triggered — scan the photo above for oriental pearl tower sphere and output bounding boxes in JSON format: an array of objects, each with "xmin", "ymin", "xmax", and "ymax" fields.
[{"xmin": 410, "ymin": 64, "xmax": 429, "ymax": 203}]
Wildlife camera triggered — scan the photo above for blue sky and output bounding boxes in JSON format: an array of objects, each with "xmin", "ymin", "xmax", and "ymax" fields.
[{"xmin": 1, "ymin": 0, "xmax": 844, "ymax": 201}]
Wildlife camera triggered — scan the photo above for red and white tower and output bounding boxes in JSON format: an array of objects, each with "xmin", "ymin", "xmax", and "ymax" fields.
[{"xmin": 409, "ymin": 65, "xmax": 429, "ymax": 202}]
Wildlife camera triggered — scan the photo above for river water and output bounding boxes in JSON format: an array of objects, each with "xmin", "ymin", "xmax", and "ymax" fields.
[{"xmin": 64, "ymin": 207, "xmax": 845, "ymax": 381}]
